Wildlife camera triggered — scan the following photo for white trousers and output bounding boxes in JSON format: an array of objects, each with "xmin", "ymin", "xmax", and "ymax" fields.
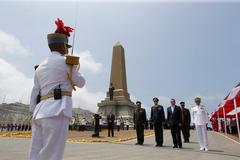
[
  {"xmin": 195, "ymin": 125, "xmax": 208, "ymax": 149},
  {"xmin": 29, "ymin": 114, "xmax": 69, "ymax": 160}
]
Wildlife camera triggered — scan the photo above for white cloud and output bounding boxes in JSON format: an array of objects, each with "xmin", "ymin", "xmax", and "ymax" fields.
[
  {"xmin": 75, "ymin": 50, "xmax": 103, "ymax": 73},
  {"xmin": 0, "ymin": 30, "xmax": 34, "ymax": 103},
  {"xmin": 0, "ymin": 58, "xmax": 33, "ymax": 103},
  {"xmin": 0, "ymin": 30, "xmax": 31, "ymax": 56},
  {"xmin": 72, "ymin": 87, "xmax": 105, "ymax": 113}
]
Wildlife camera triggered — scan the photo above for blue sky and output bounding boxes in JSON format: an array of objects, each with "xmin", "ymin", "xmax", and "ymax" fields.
[{"xmin": 0, "ymin": 1, "xmax": 239, "ymax": 116}]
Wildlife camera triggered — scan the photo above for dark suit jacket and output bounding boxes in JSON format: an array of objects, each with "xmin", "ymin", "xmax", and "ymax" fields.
[
  {"xmin": 107, "ymin": 114, "xmax": 115, "ymax": 125},
  {"xmin": 134, "ymin": 108, "xmax": 147, "ymax": 125},
  {"xmin": 150, "ymin": 105, "xmax": 165, "ymax": 124},
  {"xmin": 181, "ymin": 108, "xmax": 191, "ymax": 126},
  {"xmin": 167, "ymin": 106, "xmax": 182, "ymax": 127}
]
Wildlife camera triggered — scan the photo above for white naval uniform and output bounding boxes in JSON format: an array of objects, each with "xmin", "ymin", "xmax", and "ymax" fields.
[
  {"xmin": 192, "ymin": 105, "xmax": 209, "ymax": 150},
  {"xmin": 29, "ymin": 51, "xmax": 85, "ymax": 160}
]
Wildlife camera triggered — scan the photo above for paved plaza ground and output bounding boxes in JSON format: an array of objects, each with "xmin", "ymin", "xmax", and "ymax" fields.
[{"xmin": 0, "ymin": 130, "xmax": 239, "ymax": 160}]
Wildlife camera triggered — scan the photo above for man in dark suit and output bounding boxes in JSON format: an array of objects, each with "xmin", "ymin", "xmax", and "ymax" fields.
[
  {"xmin": 134, "ymin": 101, "xmax": 147, "ymax": 145},
  {"xmin": 180, "ymin": 101, "xmax": 191, "ymax": 143},
  {"xmin": 167, "ymin": 99, "xmax": 182, "ymax": 148},
  {"xmin": 107, "ymin": 112, "xmax": 115, "ymax": 137},
  {"xmin": 150, "ymin": 97, "xmax": 165, "ymax": 147}
]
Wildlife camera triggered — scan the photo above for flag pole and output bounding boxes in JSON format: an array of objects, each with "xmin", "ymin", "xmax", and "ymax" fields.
[
  {"xmin": 217, "ymin": 109, "xmax": 220, "ymax": 132},
  {"xmin": 223, "ymin": 107, "xmax": 227, "ymax": 134},
  {"xmin": 234, "ymin": 98, "xmax": 240, "ymax": 142}
]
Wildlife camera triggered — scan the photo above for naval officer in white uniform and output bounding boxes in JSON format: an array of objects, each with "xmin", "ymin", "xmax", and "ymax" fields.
[
  {"xmin": 192, "ymin": 97, "xmax": 209, "ymax": 151},
  {"xmin": 29, "ymin": 22, "xmax": 85, "ymax": 160}
]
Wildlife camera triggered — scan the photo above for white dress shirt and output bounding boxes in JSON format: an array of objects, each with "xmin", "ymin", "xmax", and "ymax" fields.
[
  {"xmin": 30, "ymin": 51, "xmax": 85, "ymax": 120},
  {"xmin": 171, "ymin": 105, "xmax": 175, "ymax": 113}
]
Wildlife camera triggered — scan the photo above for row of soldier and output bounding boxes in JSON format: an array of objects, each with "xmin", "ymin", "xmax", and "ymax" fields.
[
  {"xmin": 133, "ymin": 96, "xmax": 209, "ymax": 151},
  {"xmin": 0, "ymin": 123, "xmax": 31, "ymax": 132}
]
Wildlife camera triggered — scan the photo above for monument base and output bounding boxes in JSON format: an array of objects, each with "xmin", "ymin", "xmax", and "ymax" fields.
[{"xmin": 97, "ymin": 99, "xmax": 136, "ymax": 123}]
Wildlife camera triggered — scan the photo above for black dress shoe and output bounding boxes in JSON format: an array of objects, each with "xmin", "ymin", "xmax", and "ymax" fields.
[
  {"xmin": 135, "ymin": 143, "xmax": 139, "ymax": 145},
  {"xmin": 173, "ymin": 146, "xmax": 178, "ymax": 148},
  {"xmin": 156, "ymin": 144, "xmax": 163, "ymax": 147},
  {"xmin": 179, "ymin": 146, "xmax": 182, "ymax": 149},
  {"xmin": 184, "ymin": 140, "xmax": 189, "ymax": 143}
]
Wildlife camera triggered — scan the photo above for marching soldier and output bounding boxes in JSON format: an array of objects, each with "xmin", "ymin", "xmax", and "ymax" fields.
[
  {"xmin": 28, "ymin": 123, "xmax": 32, "ymax": 131},
  {"xmin": 6, "ymin": 123, "xmax": 10, "ymax": 131},
  {"xmin": 10, "ymin": 123, "xmax": 14, "ymax": 131},
  {"xmin": 25, "ymin": 124, "xmax": 29, "ymax": 131},
  {"xmin": 150, "ymin": 97, "xmax": 165, "ymax": 147},
  {"xmin": 14, "ymin": 123, "xmax": 17, "ymax": 131},
  {"xmin": 29, "ymin": 19, "xmax": 85, "ymax": 160},
  {"xmin": 180, "ymin": 101, "xmax": 191, "ymax": 143},
  {"xmin": 21, "ymin": 124, "xmax": 25, "ymax": 131},
  {"xmin": 17, "ymin": 124, "xmax": 21, "ymax": 131},
  {"xmin": 192, "ymin": 97, "xmax": 209, "ymax": 151},
  {"xmin": 134, "ymin": 101, "xmax": 147, "ymax": 145}
]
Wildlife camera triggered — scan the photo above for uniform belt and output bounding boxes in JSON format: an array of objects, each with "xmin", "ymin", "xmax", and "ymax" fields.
[{"xmin": 40, "ymin": 91, "xmax": 72, "ymax": 101}]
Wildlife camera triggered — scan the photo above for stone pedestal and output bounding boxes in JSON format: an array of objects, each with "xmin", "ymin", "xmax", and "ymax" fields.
[{"xmin": 97, "ymin": 99, "xmax": 135, "ymax": 121}]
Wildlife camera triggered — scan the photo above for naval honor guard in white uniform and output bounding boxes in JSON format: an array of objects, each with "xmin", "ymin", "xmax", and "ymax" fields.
[
  {"xmin": 29, "ymin": 19, "xmax": 85, "ymax": 160},
  {"xmin": 192, "ymin": 97, "xmax": 209, "ymax": 151}
]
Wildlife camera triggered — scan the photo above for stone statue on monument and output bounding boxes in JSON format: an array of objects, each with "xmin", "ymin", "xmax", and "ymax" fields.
[{"xmin": 109, "ymin": 83, "xmax": 115, "ymax": 101}]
